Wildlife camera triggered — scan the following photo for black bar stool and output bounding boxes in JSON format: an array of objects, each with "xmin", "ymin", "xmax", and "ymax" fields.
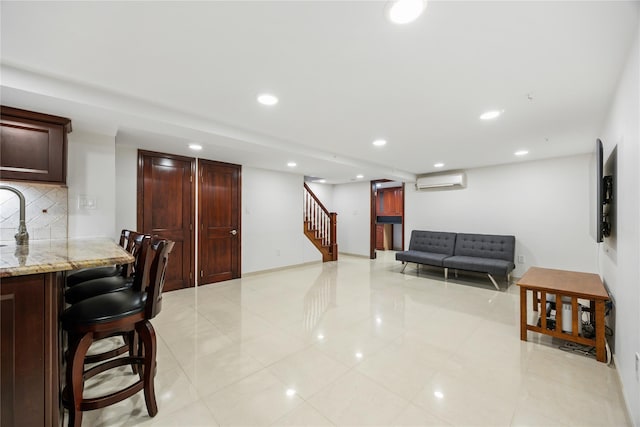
[{"xmin": 61, "ymin": 237, "xmax": 175, "ymax": 427}]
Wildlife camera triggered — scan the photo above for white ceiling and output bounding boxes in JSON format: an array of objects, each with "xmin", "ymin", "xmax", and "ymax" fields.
[{"xmin": 1, "ymin": 1, "xmax": 638, "ymax": 183}]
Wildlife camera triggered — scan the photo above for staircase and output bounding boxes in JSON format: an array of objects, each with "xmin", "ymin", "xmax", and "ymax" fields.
[{"xmin": 303, "ymin": 183, "xmax": 338, "ymax": 262}]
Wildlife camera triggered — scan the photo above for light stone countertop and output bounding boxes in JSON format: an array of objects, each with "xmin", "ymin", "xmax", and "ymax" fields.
[{"xmin": 0, "ymin": 238, "xmax": 135, "ymax": 278}]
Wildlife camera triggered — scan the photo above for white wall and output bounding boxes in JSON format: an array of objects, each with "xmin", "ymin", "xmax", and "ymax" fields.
[
  {"xmin": 306, "ymin": 181, "xmax": 334, "ymax": 212},
  {"xmin": 67, "ymin": 131, "xmax": 116, "ymax": 239},
  {"xmin": 405, "ymin": 155, "xmax": 598, "ymax": 278},
  {"xmin": 600, "ymin": 23, "xmax": 639, "ymax": 426},
  {"xmin": 333, "ymin": 181, "xmax": 371, "ymax": 256},
  {"xmin": 114, "ymin": 144, "xmax": 138, "ymax": 234},
  {"xmin": 242, "ymin": 167, "xmax": 320, "ymax": 273}
]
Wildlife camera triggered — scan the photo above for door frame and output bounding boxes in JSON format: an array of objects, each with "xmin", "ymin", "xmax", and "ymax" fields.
[
  {"xmin": 136, "ymin": 149, "xmax": 196, "ymax": 288},
  {"xmin": 197, "ymin": 158, "xmax": 242, "ymax": 284},
  {"xmin": 369, "ymin": 179, "xmax": 405, "ymax": 259}
]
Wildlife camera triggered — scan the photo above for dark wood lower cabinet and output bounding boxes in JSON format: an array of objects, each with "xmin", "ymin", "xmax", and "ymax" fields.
[{"xmin": 1, "ymin": 273, "xmax": 62, "ymax": 427}]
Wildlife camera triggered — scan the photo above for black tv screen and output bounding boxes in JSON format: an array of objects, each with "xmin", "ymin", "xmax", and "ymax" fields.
[{"xmin": 596, "ymin": 139, "xmax": 603, "ymax": 243}]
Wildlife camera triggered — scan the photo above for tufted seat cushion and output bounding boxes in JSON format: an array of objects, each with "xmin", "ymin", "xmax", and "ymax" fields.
[
  {"xmin": 395, "ymin": 250, "xmax": 451, "ymax": 266},
  {"xmin": 61, "ymin": 290, "xmax": 146, "ymax": 330},
  {"xmin": 65, "ymin": 275, "xmax": 134, "ymax": 305},
  {"xmin": 66, "ymin": 265, "xmax": 123, "ymax": 286},
  {"xmin": 396, "ymin": 230, "xmax": 456, "ymax": 267}
]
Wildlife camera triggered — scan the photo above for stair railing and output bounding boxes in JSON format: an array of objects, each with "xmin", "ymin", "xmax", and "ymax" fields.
[{"xmin": 303, "ymin": 183, "xmax": 338, "ymax": 261}]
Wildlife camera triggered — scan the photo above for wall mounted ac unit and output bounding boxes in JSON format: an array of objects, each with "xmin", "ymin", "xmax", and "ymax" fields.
[{"xmin": 415, "ymin": 173, "xmax": 466, "ymax": 190}]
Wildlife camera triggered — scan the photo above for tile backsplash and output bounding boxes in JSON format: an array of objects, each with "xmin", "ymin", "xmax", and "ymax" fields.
[{"xmin": 0, "ymin": 181, "xmax": 68, "ymax": 242}]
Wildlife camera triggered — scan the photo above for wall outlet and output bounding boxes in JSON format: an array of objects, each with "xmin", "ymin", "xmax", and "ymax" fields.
[{"xmin": 517, "ymin": 255, "xmax": 525, "ymax": 264}]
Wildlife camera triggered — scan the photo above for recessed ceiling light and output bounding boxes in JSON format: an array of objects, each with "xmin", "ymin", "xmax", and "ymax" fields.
[
  {"xmin": 188, "ymin": 143, "xmax": 202, "ymax": 151},
  {"xmin": 355, "ymin": 352, "xmax": 364, "ymax": 359},
  {"xmin": 356, "ymin": 174, "xmax": 364, "ymax": 179},
  {"xmin": 387, "ymin": 0, "xmax": 426, "ymax": 24},
  {"xmin": 285, "ymin": 389, "xmax": 296, "ymax": 397},
  {"xmin": 257, "ymin": 93, "xmax": 278, "ymax": 106},
  {"xmin": 434, "ymin": 163, "xmax": 444, "ymax": 168},
  {"xmin": 480, "ymin": 110, "xmax": 502, "ymax": 120},
  {"xmin": 287, "ymin": 162, "xmax": 297, "ymax": 167},
  {"xmin": 372, "ymin": 139, "xmax": 387, "ymax": 147},
  {"xmin": 434, "ymin": 391, "xmax": 444, "ymax": 399},
  {"xmin": 514, "ymin": 150, "xmax": 529, "ymax": 156}
]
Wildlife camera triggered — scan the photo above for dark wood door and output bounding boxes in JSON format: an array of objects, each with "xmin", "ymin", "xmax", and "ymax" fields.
[
  {"xmin": 198, "ymin": 159, "xmax": 241, "ymax": 284},
  {"xmin": 138, "ymin": 150, "xmax": 195, "ymax": 291}
]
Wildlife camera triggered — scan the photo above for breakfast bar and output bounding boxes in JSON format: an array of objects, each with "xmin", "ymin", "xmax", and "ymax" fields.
[{"xmin": 0, "ymin": 238, "xmax": 134, "ymax": 427}]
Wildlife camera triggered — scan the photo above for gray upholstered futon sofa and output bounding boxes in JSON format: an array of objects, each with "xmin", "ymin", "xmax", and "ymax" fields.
[{"xmin": 396, "ymin": 230, "xmax": 516, "ymax": 290}]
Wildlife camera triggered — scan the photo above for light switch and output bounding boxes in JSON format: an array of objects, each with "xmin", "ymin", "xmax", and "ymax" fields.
[{"xmin": 78, "ymin": 195, "xmax": 97, "ymax": 210}]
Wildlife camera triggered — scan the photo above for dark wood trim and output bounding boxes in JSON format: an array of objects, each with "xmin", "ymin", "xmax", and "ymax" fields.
[
  {"xmin": 237, "ymin": 165, "xmax": 242, "ymax": 276},
  {"xmin": 1, "ymin": 106, "xmax": 72, "ymax": 133},
  {"xmin": 369, "ymin": 180, "xmax": 379, "ymax": 259},
  {"xmin": 370, "ymin": 180, "xmax": 405, "ymax": 258},
  {"xmin": 401, "ymin": 182, "xmax": 405, "ymax": 251},
  {"xmin": 44, "ymin": 272, "xmax": 62, "ymax": 427}
]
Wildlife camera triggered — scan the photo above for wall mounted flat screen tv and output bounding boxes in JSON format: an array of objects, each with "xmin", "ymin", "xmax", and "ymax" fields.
[{"xmin": 595, "ymin": 138, "xmax": 613, "ymax": 243}]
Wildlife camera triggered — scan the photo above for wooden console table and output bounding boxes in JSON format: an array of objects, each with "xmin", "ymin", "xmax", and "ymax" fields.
[{"xmin": 517, "ymin": 267, "xmax": 610, "ymax": 362}]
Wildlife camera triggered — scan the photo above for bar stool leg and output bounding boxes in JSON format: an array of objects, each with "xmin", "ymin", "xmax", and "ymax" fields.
[
  {"xmin": 126, "ymin": 331, "xmax": 140, "ymax": 374},
  {"xmin": 67, "ymin": 332, "xmax": 94, "ymax": 427},
  {"xmin": 138, "ymin": 320, "xmax": 158, "ymax": 417}
]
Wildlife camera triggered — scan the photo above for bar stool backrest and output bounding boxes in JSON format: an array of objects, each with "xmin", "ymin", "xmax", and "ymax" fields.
[
  {"xmin": 143, "ymin": 238, "xmax": 175, "ymax": 319},
  {"xmin": 122, "ymin": 231, "xmax": 149, "ymax": 279},
  {"xmin": 126, "ymin": 237, "xmax": 175, "ymax": 320}
]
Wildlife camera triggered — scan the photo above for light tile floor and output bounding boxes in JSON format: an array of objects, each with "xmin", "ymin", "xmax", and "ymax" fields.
[{"xmin": 79, "ymin": 252, "xmax": 631, "ymax": 426}]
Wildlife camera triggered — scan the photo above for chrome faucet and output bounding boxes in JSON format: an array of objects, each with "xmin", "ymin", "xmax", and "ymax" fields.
[{"xmin": 0, "ymin": 185, "xmax": 29, "ymax": 245}]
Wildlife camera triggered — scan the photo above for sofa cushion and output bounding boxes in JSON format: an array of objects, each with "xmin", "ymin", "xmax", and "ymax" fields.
[
  {"xmin": 407, "ymin": 230, "xmax": 457, "ymax": 255},
  {"xmin": 453, "ymin": 233, "xmax": 515, "ymax": 262},
  {"xmin": 395, "ymin": 250, "xmax": 451, "ymax": 267},
  {"xmin": 443, "ymin": 255, "xmax": 515, "ymax": 276}
]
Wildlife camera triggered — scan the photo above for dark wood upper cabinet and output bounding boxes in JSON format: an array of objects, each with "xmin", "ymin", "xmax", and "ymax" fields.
[
  {"xmin": 376, "ymin": 187, "xmax": 403, "ymax": 216},
  {"xmin": 0, "ymin": 106, "xmax": 72, "ymax": 184}
]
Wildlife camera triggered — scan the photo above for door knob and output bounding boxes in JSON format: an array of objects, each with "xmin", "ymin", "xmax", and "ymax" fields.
[{"xmin": 230, "ymin": 229, "xmax": 237, "ymax": 235}]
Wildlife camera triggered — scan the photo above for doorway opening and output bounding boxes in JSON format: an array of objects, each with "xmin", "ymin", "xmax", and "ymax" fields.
[{"xmin": 369, "ymin": 180, "xmax": 405, "ymax": 259}]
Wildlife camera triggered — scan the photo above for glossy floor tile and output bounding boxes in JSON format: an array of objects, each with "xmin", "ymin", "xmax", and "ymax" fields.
[{"xmin": 75, "ymin": 252, "xmax": 631, "ymax": 426}]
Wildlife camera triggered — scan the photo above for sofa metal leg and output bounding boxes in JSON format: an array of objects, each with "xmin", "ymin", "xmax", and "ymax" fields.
[
  {"xmin": 401, "ymin": 262, "xmax": 408, "ymax": 273},
  {"xmin": 455, "ymin": 269, "xmax": 458, "ymax": 278},
  {"xmin": 487, "ymin": 274, "xmax": 501, "ymax": 291},
  {"xmin": 444, "ymin": 267, "xmax": 448, "ymax": 280}
]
